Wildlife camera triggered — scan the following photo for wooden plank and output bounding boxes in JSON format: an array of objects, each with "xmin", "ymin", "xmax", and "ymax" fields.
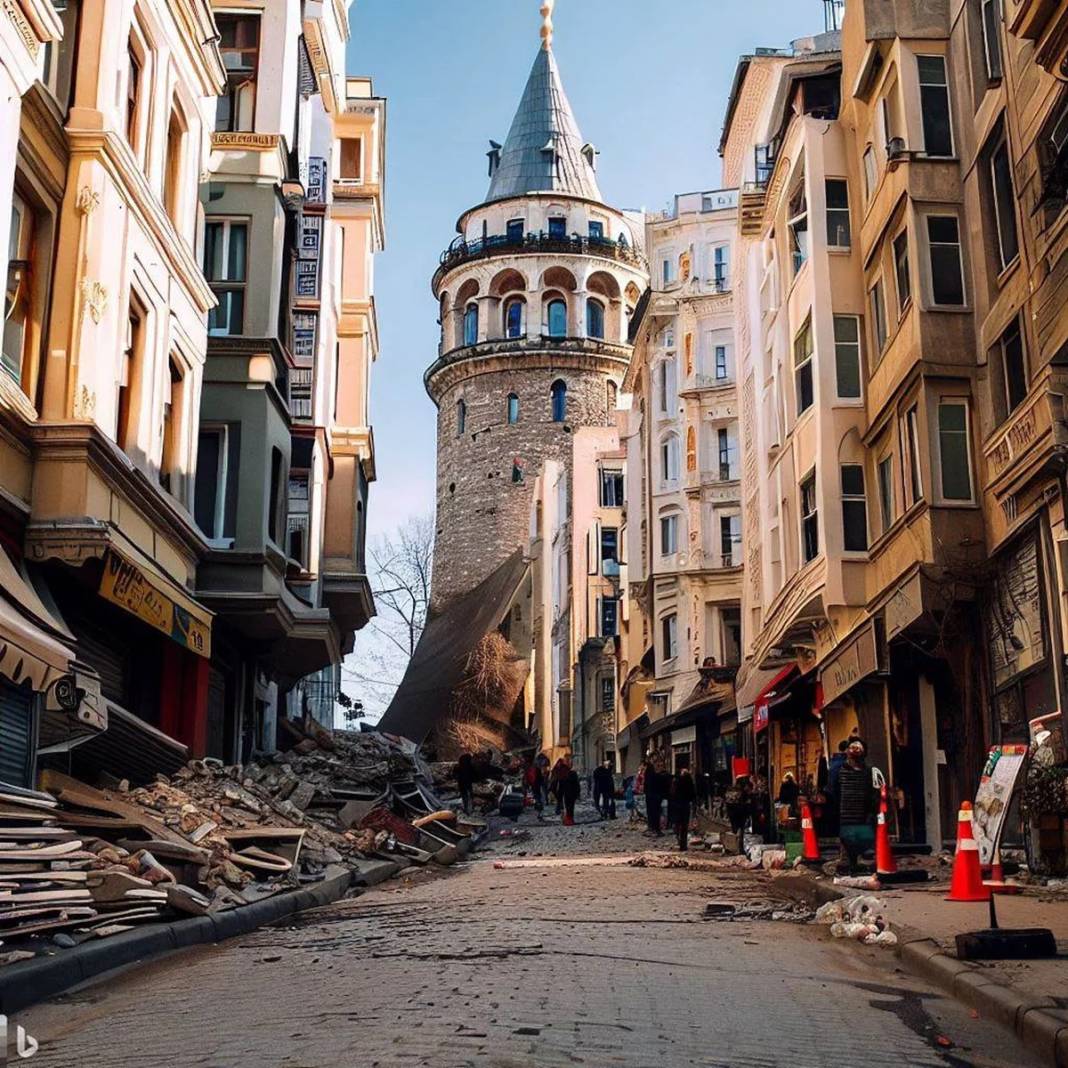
[{"xmin": 0, "ymin": 841, "xmax": 85, "ymax": 860}]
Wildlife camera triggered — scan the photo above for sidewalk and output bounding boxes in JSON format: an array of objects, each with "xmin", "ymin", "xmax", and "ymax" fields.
[{"xmin": 872, "ymin": 881, "xmax": 1068, "ymax": 1065}]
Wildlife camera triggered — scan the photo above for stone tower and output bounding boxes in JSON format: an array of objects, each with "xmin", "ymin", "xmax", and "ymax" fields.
[{"xmin": 427, "ymin": 24, "xmax": 648, "ymax": 607}]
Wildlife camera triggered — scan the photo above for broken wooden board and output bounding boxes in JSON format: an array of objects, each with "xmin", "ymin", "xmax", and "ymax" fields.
[
  {"xmin": 165, "ymin": 884, "xmax": 211, "ymax": 916},
  {"xmin": 230, "ymin": 847, "xmax": 291, "ymax": 874},
  {"xmin": 0, "ymin": 806, "xmax": 59, "ymax": 824},
  {"xmin": 116, "ymin": 839, "xmax": 211, "ymax": 866},
  {"xmin": 219, "ymin": 829, "xmax": 305, "ymax": 867},
  {"xmin": 86, "ymin": 871, "xmax": 155, "ymax": 903},
  {"xmin": 0, "ymin": 827, "xmax": 79, "ymax": 841},
  {"xmin": 0, "ymin": 840, "xmax": 85, "ymax": 861}
]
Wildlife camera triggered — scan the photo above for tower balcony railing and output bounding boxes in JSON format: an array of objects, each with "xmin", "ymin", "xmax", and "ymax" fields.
[{"xmin": 433, "ymin": 231, "xmax": 648, "ymax": 288}]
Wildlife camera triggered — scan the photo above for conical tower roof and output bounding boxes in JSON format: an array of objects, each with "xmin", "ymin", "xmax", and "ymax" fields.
[{"xmin": 486, "ymin": 46, "xmax": 602, "ymax": 204}]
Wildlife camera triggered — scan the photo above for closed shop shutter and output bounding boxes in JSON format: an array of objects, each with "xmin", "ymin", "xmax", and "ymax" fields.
[{"xmin": 0, "ymin": 679, "xmax": 35, "ymax": 789}]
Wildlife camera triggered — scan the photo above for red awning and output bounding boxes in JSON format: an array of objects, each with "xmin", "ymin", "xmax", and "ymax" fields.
[{"xmin": 753, "ymin": 664, "xmax": 798, "ymax": 733}]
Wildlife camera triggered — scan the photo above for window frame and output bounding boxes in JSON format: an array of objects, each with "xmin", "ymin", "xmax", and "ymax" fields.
[
  {"xmin": 600, "ymin": 469, "xmax": 624, "ymax": 507},
  {"xmin": 547, "ymin": 298, "xmax": 567, "ymax": 338},
  {"xmin": 800, "ymin": 472, "xmax": 819, "ymax": 563},
  {"xmin": 456, "ymin": 398, "xmax": 466, "ymax": 436},
  {"xmin": 551, "ymin": 379, "xmax": 567, "ymax": 423},
  {"xmin": 586, "ymin": 297, "xmax": 605, "ymax": 339},
  {"xmin": 877, "ymin": 453, "xmax": 895, "ymax": 534},
  {"xmin": 893, "ymin": 229, "xmax": 912, "ymax": 315},
  {"xmin": 999, "ymin": 317, "xmax": 1028, "ymax": 416},
  {"xmin": 793, "ymin": 316, "xmax": 814, "ymax": 416},
  {"xmin": 840, "ymin": 463, "xmax": 868, "ymax": 553},
  {"xmin": 833, "ymin": 314, "xmax": 863, "ymax": 401},
  {"xmin": 661, "ymin": 613, "xmax": 679, "ymax": 664},
  {"xmin": 990, "ymin": 132, "xmax": 1019, "ymax": 272},
  {"xmin": 507, "ymin": 392, "xmax": 519, "ymax": 425},
  {"xmin": 862, "ymin": 146, "xmax": 877, "ymax": 200},
  {"xmin": 504, "ymin": 298, "xmax": 524, "ymax": 339},
  {"xmin": 659, "ymin": 512, "xmax": 680, "ymax": 556},
  {"xmin": 870, "ymin": 277, "xmax": 888, "ymax": 355},
  {"xmin": 925, "ymin": 214, "xmax": 966, "ymax": 307},
  {"xmin": 204, "ymin": 217, "xmax": 249, "ymax": 337},
  {"xmin": 936, "ymin": 397, "xmax": 976, "ymax": 503},
  {"xmin": 917, "ymin": 54, "xmax": 955, "ymax": 158},
  {"xmin": 980, "ymin": 0, "xmax": 1004, "ymax": 82},
  {"xmin": 902, "ymin": 404, "xmax": 924, "ymax": 507},
  {"xmin": 720, "ymin": 513, "xmax": 741, "ymax": 567},
  {"xmin": 547, "ymin": 216, "xmax": 567, "ymax": 240},
  {"xmin": 787, "ymin": 181, "xmax": 809, "ymax": 275},
  {"xmin": 463, "ymin": 302, "xmax": 479, "ymax": 345},
  {"xmin": 215, "ymin": 12, "xmax": 260, "ymax": 134},
  {"xmin": 825, "ymin": 178, "xmax": 851, "ymax": 248},
  {"xmin": 660, "ymin": 433, "xmax": 681, "ymax": 484}
]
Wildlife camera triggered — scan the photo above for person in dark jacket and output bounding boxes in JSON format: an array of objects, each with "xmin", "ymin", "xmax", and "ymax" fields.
[
  {"xmin": 670, "ymin": 764, "xmax": 697, "ymax": 851},
  {"xmin": 642, "ymin": 758, "xmax": 664, "ymax": 836},
  {"xmin": 834, "ymin": 740, "xmax": 878, "ymax": 873},
  {"xmin": 592, "ymin": 760, "xmax": 615, "ymax": 819},
  {"xmin": 550, "ymin": 758, "xmax": 569, "ymax": 814},
  {"xmin": 455, "ymin": 752, "xmax": 476, "ymax": 815},
  {"xmin": 561, "ymin": 766, "xmax": 581, "ymax": 825},
  {"xmin": 776, "ymin": 772, "xmax": 800, "ymax": 818}
]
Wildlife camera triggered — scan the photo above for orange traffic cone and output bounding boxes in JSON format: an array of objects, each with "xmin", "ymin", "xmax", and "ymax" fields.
[
  {"xmin": 875, "ymin": 784, "xmax": 897, "ymax": 875},
  {"xmin": 946, "ymin": 801, "xmax": 991, "ymax": 902},
  {"xmin": 800, "ymin": 800, "xmax": 820, "ymax": 863}
]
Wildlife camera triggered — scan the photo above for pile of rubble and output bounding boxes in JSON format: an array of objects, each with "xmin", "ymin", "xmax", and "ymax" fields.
[{"xmin": 0, "ymin": 727, "xmax": 483, "ymax": 965}]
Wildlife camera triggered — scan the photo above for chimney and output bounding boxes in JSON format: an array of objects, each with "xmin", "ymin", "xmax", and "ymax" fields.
[{"xmin": 581, "ymin": 142, "xmax": 599, "ymax": 171}]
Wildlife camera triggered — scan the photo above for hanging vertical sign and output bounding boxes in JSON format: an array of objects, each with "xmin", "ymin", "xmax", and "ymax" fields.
[{"xmin": 307, "ymin": 157, "xmax": 327, "ymax": 204}]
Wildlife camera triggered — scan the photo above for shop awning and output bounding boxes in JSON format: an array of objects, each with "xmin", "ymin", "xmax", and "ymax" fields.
[
  {"xmin": 640, "ymin": 699, "xmax": 726, "ymax": 741},
  {"xmin": 0, "ymin": 549, "xmax": 75, "ymax": 692},
  {"xmin": 750, "ymin": 664, "xmax": 798, "ymax": 734},
  {"xmin": 819, "ymin": 620, "xmax": 879, "ymax": 706},
  {"xmin": 98, "ymin": 548, "xmax": 212, "ymax": 659}
]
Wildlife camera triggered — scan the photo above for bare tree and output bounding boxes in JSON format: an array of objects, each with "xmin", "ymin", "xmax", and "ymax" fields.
[{"xmin": 343, "ymin": 513, "xmax": 434, "ymax": 715}]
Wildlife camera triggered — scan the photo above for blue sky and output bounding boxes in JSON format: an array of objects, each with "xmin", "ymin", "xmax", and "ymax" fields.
[{"xmin": 346, "ymin": 0, "xmax": 826, "ymax": 540}]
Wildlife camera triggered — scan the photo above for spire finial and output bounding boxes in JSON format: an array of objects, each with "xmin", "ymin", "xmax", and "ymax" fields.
[{"xmin": 540, "ymin": 0, "xmax": 554, "ymax": 50}]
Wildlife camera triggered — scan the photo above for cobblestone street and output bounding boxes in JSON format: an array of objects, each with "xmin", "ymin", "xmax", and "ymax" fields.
[{"xmin": 21, "ymin": 806, "xmax": 1045, "ymax": 1068}]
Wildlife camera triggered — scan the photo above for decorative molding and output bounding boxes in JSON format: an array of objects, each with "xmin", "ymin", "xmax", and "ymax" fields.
[
  {"xmin": 75, "ymin": 186, "xmax": 100, "ymax": 216},
  {"xmin": 72, "ymin": 385, "xmax": 96, "ymax": 421},
  {"xmin": 3, "ymin": 0, "xmax": 40, "ymax": 58},
  {"xmin": 79, "ymin": 280, "xmax": 107, "ymax": 324},
  {"xmin": 210, "ymin": 132, "xmax": 282, "ymax": 152}
]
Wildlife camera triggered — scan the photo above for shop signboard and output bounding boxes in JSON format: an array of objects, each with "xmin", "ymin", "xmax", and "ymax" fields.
[
  {"xmin": 973, "ymin": 744, "xmax": 1029, "ymax": 866},
  {"xmin": 819, "ymin": 622, "xmax": 878, "ymax": 706},
  {"xmin": 754, "ymin": 700, "xmax": 769, "ymax": 733}
]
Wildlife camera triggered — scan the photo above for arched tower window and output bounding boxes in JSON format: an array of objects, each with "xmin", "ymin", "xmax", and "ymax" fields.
[
  {"xmin": 505, "ymin": 299, "xmax": 524, "ymax": 339},
  {"xmin": 463, "ymin": 303, "xmax": 479, "ymax": 346},
  {"xmin": 586, "ymin": 298, "xmax": 605, "ymax": 339},
  {"xmin": 606, "ymin": 380, "xmax": 618, "ymax": 412},
  {"xmin": 456, "ymin": 398, "xmax": 466, "ymax": 435},
  {"xmin": 551, "ymin": 379, "xmax": 567, "ymax": 423},
  {"xmin": 507, "ymin": 392, "xmax": 519, "ymax": 424},
  {"xmin": 547, "ymin": 299, "xmax": 567, "ymax": 338}
]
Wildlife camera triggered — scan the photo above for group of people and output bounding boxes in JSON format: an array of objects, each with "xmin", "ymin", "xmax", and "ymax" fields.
[
  {"xmin": 521, "ymin": 754, "xmax": 583, "ymax": 824},
  {"xmin": 637, "ymin": 757, "xmax": 697, "ymax": 851}
]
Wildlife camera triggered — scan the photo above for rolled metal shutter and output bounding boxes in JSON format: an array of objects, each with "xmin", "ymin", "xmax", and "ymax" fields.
[{"xmin": 0, "ymin": 679, "xmax": 34, "ymax": 789}]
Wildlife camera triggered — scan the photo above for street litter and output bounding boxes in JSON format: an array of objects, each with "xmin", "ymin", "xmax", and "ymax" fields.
[{"xmin": 814, "ymin": 895, "xmax": 898, "ymax": 947}]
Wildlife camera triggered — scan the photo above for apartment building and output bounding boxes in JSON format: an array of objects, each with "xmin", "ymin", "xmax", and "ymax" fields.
[
  {"xmin": 619, "ymin": 190, "xmax": 743, "ymax": 778},
  {"xmin": 197, "ymin": 0, "xmax": 383, "ymax": 760}
]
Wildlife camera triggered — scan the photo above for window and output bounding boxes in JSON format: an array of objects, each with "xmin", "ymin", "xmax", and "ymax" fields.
[
  {"xmin": 551, "ymin": 379, "xmax": 567, "ymax": 422},
  {"xmin": 340, "ymin": 138, "xmax": 362, "ymax": 182},
  {"xmin": 661, "ymin": 614, "xmax": 678, "ymax": 662},
  {"xmin": 927, "ymin": 216, "xmax": 965, "ymax": 305},
  {"xmin": 463, "ymin": 303, "xmax": 479, "ymax": 345},
  {"xmin": 980, "ymin": 0, "xmax": 1003, "ymax": 81},
  {"xmin": 841, "ymin": 464, "xmax": 868, "ymax": 551},
  {"xmin": 506, "ymin": 219, "xmax": 524, "ymax": 243},
  {"xmin": 586, "ymin": 299, "xmax": 605, "ymax": 339},
  {"xmin": 194, "ymin": 425, "xmax": 232, "ymax": 541},
  {"xmin": 715, "ymin": 344, "xmax": 729, "ymax": 381},
  {"xmin": 794, "ymin": 317, "xmax": 814, "ymax": 415},
  {"xmin": 661, "ymin": 435, "xmax": 680, "ymax": 482},
  {"xmin": 918, "ymin": 56, "xmax": 953, "ymax": 157},
  {"xmin": 870, "ymin": 278, "xmax": 888, "ymax": 353},
  {"xmin": 601, "ymin": 597, "xmax": 619, "ymax": 638},
  {"xmin": 600, "ymin": 469, "xmax": 624, "ymax": 507},
  {"xmin": 720, "ymin": 514, "xmax": 741, "ymax": 566},
  {"xmin": 659, "ymin": 358, "xmax": 677, "ymax": 413},
  {"xmin": 164, "ymin": 104, "xmax": 186, "ymax": 228},
  {"xmin": 125, "ymin": 38, "xmax": 143, "ymax": 153},
  {"xmin": 938, "ymin": 400, "xmax": 973, "ymax": 500},
  {"xmin": 287, "ymin": 471, "xmax": 310, "ymax": 566},
  {"xmin": 999, "ymin": 318, "xmax": 1028, "ymax": 414},
  {"xmin": 863, "ymin": 146, "xmax": 877, "ymax": 199},
  {"xmin": 893, "ymin": 230, "xmax": 911, "ymax": 313},
  {"xmin": 267, "ymin": 447, "xmax": 284, "ymax": 545},
  {"xmin": 600, "ymin": 675, "xmax": 615, "ymax": 713},
  {"xmin": 507, "ymin": 392, "xmax": 519, "ymax": 424},
  {"xmin": 215, "ymin": 14, "xmax": 260, "ymax": 132},
  {"xmin": 662, "ymin": 257, "xmax": 676, "ymax": 286},
  {"xmin": 825, "ymin": 179, "xmax": 851, "ymax": 247},
  {"xmin": 713, "ymin": 245, "xmax": 729, "ymax": 289},
  {"xmin": 117, "ymin": 300, "xmax": 144, "ymax": 453},
  {"xmin": 721, "ymin": 606, "xmax": 742, "ymax": 666},
  {"xmin": 456, "ymin": 398, "xmax": 466, "ymax": 435},
  {"xmin": 833, "ymin": 315, "xmax": 862, "ymax": 399},
  {"xmin": 788, "ymin": 184, "xmax": 809, "ymax": 273},
  {"xmin": 601, "ymin": 527, "xmax": 619, "ymax": 573},
  {"xmin": 588, "ymin": 220, "xmax": 604, "ymax": 239},
  {"xmin": 606, "ymin": 380, "xmax": 618, "ymax": 412},
  {"xmin": 800, "ymin": 474, "xmax": 819, "ymax": 562},
  {"xmin": 2, "ymin": 191, "xmax": 40, "ymax": 386},
  {"xmin": 547, "ymin": 299, "xmax": 567, "ymax": 337},
  {"xmin": 548, "ymin": 216, "xmax": 567, "ymax": 239},
  {"xmin": 204, "ymin": 220, "xmax": 248, "ymax": 336},
  {"xmin": 160, "ymin": 358, "xmax": 184, "ymax": 494},
  {"xmin": 718, "ymin": 428, "xmax": 737, "ymax": 481},
  {"xmin": 41, "ymin": 0, "xmax": 79, "ymax": 113},
  {"xmin": 990, "ymin": 136, "xmax": 1019, "ymax": 270},
  {"xmin": 877, "ymin": 455, "xmax": 895, "ymax": 532},
  {"xmin": 1038, "ymin": 96, "xmax": 1068, "ymax": 212},
  {"xmin": 505, "ymin": 299, "xmax": 523, "ymax": 338},
  {"xmin": 660, "ymin": 513, "xmax": 679, "ymax": 555},
  {"xmin": 904, "ymin": 405, "xmax": 923, "ymax": 506}
]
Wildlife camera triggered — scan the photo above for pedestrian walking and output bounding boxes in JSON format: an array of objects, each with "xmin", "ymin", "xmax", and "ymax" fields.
[
  {"xmin": 642, "ymin": 757, "xmax": 663, "ymax": 836},
  {"xmin": 535, "ymin": 752, "xmax": 550, "ymax": 808},
  {"xmin": 776, "ymin": 772, "xmax": 800, "ymax": 818},
  {"xmin": 455, "ymin": 752, "xmax": 476, "ymax": 816},
  {"xmin": 670, "ymin": 763, "xmax": 696, "ymax": 851},
  {"xmin": 833, "ymin": 740, "xmax": 879, "ymax": 874},
  {"xmin": 593, "ymin": 759, "xmax": 615, "ymax": 819},
  {"xmin": 725, "ymin": 775, "xmax": 751, "ymax": 837},
  {"xmin": 550, "ymin": 758, "xmax": 568, "ymax": 814},
  {"xmin": 562, "ymin": 765, "xmax": 581, "ymax": 825}
]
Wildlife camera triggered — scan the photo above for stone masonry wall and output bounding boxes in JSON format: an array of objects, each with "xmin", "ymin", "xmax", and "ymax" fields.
[{"xmin": 432, "ymin": 365, "xmax": 613, "ymax": 607}]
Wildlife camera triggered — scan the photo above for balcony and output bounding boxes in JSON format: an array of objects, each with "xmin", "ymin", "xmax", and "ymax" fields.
[{"xmin": 432, "ymin": 231, "xmax": 647, "ymax": 289}]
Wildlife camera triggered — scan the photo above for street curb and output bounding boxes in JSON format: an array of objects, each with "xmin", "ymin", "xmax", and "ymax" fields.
[
  {"xmin": 0, "ymin": 865, "xmax": 354, "ymax": 1015},
  {"xmin": 895, "ymin": 931, "xmax": 1068, "ymax": 1066}
]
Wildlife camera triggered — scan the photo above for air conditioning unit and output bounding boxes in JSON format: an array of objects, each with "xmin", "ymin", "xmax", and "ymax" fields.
[{"xmin": 887, "ymin": 137, "xmax": 907, "ymax": 161}]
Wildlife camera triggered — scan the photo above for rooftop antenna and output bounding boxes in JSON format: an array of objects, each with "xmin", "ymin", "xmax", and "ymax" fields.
[
  {"xmin": 824, "ymin": 0, "xmax": 844, "ymax": 31},
  {"xmin": 540, "ymin": 0, "xmax": 555, "ymax": 51}
]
